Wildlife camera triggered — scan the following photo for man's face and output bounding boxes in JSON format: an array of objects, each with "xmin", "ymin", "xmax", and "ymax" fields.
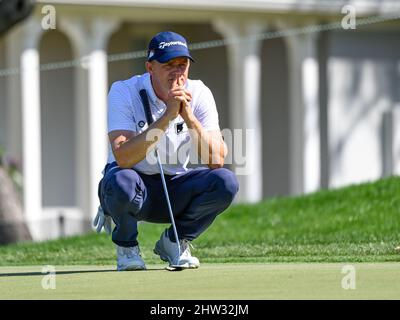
[{"xmin": 146, "ymin": 57, "xmax": 190, "ymax": 94}]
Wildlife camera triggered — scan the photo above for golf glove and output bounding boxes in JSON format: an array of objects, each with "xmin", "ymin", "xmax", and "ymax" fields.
[{"xmin": 93, "ymin": 205, "xmax": 112, "ymax": 234}]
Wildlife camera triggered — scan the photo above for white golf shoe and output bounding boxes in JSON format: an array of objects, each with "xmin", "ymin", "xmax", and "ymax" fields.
[
  {"xmin": 116, "ymin": 245, "xmax": 146, "ymax": 271},
  {"xmin": 153, "ymin": 230, "xmax": 200, "ymax": 269}
]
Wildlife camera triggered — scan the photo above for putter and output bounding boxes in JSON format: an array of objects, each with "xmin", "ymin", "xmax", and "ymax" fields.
[{"xmin": 139, "ymin": 89, "xmax": 183, "ymax": 270}]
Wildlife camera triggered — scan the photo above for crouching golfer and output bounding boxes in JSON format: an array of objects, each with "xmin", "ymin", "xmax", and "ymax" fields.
[{"xmin": 94, "ymin": 31, "xmax": 239, "ymax": 271}]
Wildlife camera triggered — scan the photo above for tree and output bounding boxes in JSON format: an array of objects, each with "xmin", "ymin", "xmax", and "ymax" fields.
[
  {"xmin": 0, "ymin": 0, "xmax": 35, "ymax": 244},
  {"xmin": 0, "ymin": 0, "xmax": 34, "ymax": 35},
  {"xmin": 0, "ymin": 164, "xmax": 32, "ymax": 244}
]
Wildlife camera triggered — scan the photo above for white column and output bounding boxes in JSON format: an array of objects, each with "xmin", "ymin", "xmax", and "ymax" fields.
[
  {"xmin": 59, "ymin": 18, "xmax": 90, "ymax": 227},
  {"xmin": 393, "ymin": 101, "xmax": 400, "ymax": 175},
  {"xmin": 5, "ymin": 25, "xmax": 23, "ymax": 162},
  {"xmin": 60, "ymin": 18, "xmax": 119, "ymax": 222},
  {"xmin": 213, "ymin": 20, "xmax": 265, "ymax": 203},
  {"xmin": 88, "ymin": 19, "xmax": 119, "ymax": 221},
  {"xmin": 20, "ymin": 18, "xmax": 44, "ymax": 238},
  {"xmin": 284, "ymin": 32, "xmax": 320, "ymax": 195}
]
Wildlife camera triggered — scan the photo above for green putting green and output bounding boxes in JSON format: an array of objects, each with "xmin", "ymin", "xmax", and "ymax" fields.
[{"xmin": 0, "ymin": 263, "xmax": 399, "ymax": 299}]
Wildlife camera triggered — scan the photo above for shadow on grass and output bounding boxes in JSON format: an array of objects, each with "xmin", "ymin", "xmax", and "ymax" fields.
[{"xmin": 0, "ymin": 267, "xmax": 166, "ymax": 277}]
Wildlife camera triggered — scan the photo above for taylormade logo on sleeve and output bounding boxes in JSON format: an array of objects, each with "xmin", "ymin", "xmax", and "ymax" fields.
[{"xmin": 158, "ymin": 41, "xmax": 187, "ymax": 49}]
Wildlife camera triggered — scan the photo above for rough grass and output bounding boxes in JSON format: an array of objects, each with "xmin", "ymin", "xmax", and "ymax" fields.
[{"xmin": 1, "ymin": 176, "xmax": 400, "ymax": 265}]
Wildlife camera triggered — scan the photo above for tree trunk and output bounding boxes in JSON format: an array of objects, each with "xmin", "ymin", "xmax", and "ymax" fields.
[{"xmin": 0, "ymin": 167, "xmax": 32, "ymax": 244}]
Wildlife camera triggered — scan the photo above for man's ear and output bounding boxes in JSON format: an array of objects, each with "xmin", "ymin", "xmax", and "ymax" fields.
[{"xmin": 145, "ymin": 61, "xmax": 153, "ymax": 74}]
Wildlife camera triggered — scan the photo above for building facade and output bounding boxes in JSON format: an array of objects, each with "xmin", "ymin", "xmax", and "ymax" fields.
[{"xmin": 0, "ymin": 0, "xmax": 400, "ymax": 240}]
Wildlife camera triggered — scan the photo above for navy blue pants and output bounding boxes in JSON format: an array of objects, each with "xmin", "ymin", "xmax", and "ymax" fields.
[{"xmin": 98, "ymin": 162, "xmax": 239, "ymax": 247}]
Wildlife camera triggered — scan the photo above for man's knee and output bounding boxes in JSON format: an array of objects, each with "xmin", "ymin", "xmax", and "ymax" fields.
[
  {"xmin": 103, "ymin": 169, "xmax": 145, "ymax": 213},
  {"xmin": 208, "ymin": 168, "xmax": 239, "ymax": 204}
]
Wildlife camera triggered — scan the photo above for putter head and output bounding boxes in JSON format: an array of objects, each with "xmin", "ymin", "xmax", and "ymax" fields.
[
  {"xmin": 165, "ymin": 261, "xmax": 189, "ymax": 272},
  {"xmin": 165, "ymin": 266, "xmax": 184, "ymax": 272}
]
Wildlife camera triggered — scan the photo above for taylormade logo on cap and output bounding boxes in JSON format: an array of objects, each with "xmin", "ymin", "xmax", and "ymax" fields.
[
  {"xmin": 147, "ymin": 31, "xmax": 194, "ymax": 63},
  {"xmin": 159, "ymin": 41, "xmax": 188, "ymax": 50}
]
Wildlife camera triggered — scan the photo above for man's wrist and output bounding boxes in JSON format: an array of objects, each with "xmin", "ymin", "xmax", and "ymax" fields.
[
  {"xmin": 182, "ymin": 112, "xmax": 197, "ymax": 128},
  {"xmin": 160, "ymin": 112, "xmax": 175, "ymax": 125}
]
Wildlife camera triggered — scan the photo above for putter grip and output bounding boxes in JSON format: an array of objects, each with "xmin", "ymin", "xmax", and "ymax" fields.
[{"xmin": 139, "ymin": 89, "xmax": 154, "ymax": 125}]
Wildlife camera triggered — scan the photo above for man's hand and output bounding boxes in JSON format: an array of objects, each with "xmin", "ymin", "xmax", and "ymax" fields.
[
  {"xmin": 165, "ymin": 77, "xmax": 192, "ymax": 121},
  {"xmin": 93, "ymin": 205, "xmax": 112, "ymax": 234},
  {"xmin": 176, "ymin": 77, "xmax": 194, "ymax": 122}
]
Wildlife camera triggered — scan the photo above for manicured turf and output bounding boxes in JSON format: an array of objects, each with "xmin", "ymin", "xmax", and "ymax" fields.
[
  {"xmin": 1, "ymin": 177, "xmax": 400, "ymax": 300},
  {"xmin": 0, "ymin": 263, "xmax": 399, "ymax": 299},
  {"xmin": 1, "ymin": 176, "xmax": 400, "ymax": 265}
]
